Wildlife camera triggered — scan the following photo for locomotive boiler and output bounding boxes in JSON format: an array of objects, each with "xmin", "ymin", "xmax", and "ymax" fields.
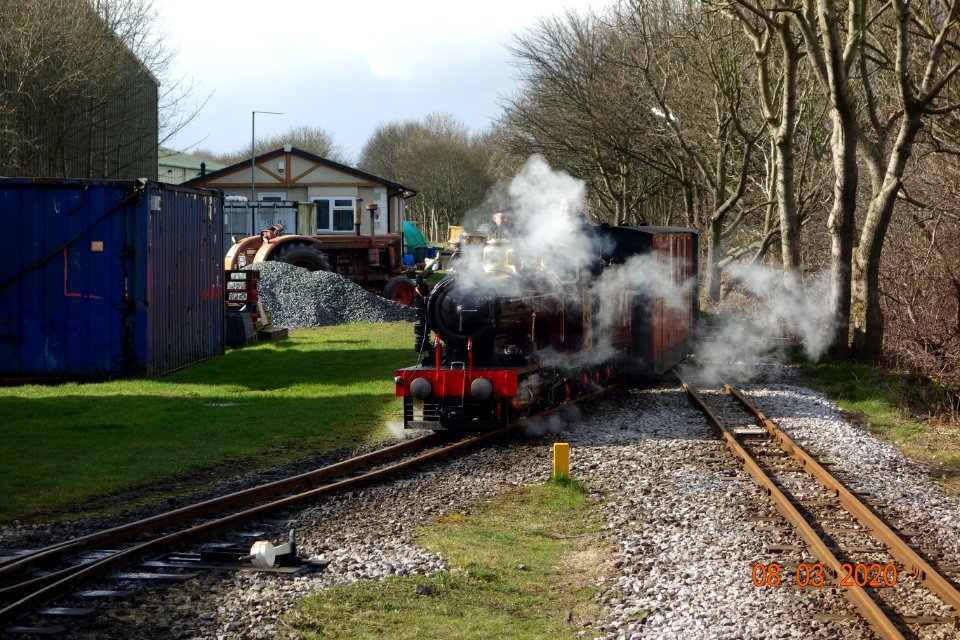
[{"xmin": 394, "ymin": 223, "xmax": 698, "ymax": 431}]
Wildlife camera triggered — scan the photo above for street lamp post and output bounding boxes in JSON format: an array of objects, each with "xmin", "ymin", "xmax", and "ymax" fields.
[{"xmin": 251, "ymin": 110, "xmax": 283, "ymax": 203}]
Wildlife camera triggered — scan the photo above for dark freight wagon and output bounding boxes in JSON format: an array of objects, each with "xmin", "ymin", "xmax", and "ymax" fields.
[{"xmin": 0, "ymin": 178, "xmax": 224, "ymax": 379}]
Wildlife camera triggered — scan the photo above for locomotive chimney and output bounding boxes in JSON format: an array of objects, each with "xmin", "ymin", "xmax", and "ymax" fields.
[{"xmin": 353, "ymin": 198, "xmax": 363, "ymax": 236}]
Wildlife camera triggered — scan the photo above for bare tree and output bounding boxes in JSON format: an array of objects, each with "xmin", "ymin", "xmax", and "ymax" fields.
[
  {"xmin": 201, "ymin": 124, "xmax": 351, "ymax": 166},
  {"xmin": 716, "ymin": 0, "xmax": 960, "ymax": 363},
  {"xmin": 793, "ymin": 0, "xmax": 960, "ymax": 361},
  {"xmin": 615, "ymin": 1, "xmax": 770, "ymax": 301},
  {"xmin": 501, "ymin": 3, "xmax": 830, "ymax": 304},
  {"xmin": 359, "ymin": 113, "xmax": 494, "ymax": 242},
  {"xmin": 1, "ymin": 0, "xmax": 200, "ymax": 179},
  {"xmin": 787, "ymin": 0, "xmax": 863, "ymax": 358},
  {"xmin": 715, "ymin": 1, "xmax": 813, "ymax": 295},
  {"xmin": 500, "ymin": 10, "xmax": 670, "ymax": 226},
  {"xmin": 843, "ymin": 1, "xmax": 960, "ymax": 361}
]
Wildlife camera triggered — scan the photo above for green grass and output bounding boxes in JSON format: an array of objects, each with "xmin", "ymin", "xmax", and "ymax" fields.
[
  {"xmin": 798, "ymin": 359, "xmax": 960, "ymax": 491},
  {"xmin": 424, "ymin": 270, "xmax": 451, "ymax": 285},
  {"xmin": 285, "ymin": 482, "xmax": 609, "ymax": 639},
  {"xmin": 0, "ymin": 323, "xmax": 414, "ymax": 522}
]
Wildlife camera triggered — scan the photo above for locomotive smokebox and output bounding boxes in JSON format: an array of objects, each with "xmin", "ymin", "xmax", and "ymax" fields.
[
  {"xmin": 426, "ymin": 265, "xmax": 568, "ymax": 368},
  {"xmin": 426, "ymin": 276, "xmax": 500, "ymax": 347}
]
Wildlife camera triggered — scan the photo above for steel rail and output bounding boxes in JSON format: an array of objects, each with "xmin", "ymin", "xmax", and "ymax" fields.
[
  {"xmin": 0, "ymin": 433, "xmax": 434, "ymax": 602},
  {"xmin": 0, "ymin": 434, "xmax": 438, "ymax": 581},
  {"xmin": 1, "ymin": 381, "xmax": 611, "ymax": 588},
  {"xmin": 0, "ymin": 425, "xmax": 515, "ymax": 625},
  {"xmin": 2, "ymin": 385, "xmax": 611, "ymax": 624},
  {"xmin": 679, "ymin": 379, "xmax": 906, "ymax": 640},
  {"xmin": 725, "ymin": 384, "xmax": 960, "ymax": 618}
]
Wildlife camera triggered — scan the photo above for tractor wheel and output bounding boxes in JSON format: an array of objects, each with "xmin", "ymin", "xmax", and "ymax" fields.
[
  {"xmin": 270, "ymin": 243, "xmax": 330, "ymax": 271},
  {"xmin": 383, "ymin": 276, "xmax": 416, "ymax": 305}
]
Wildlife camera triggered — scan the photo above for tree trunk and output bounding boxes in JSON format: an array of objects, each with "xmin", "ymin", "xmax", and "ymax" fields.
[
  {"xmin": 826, "ymin": 111, "xmax": 857, "ymax": 359},
  {"xmin": 808, "ymin": 0, "xmax": 861, "ymax": 360},
  {"xmin": 850, "ymin": 117, "xmax": 923, "ymax": 362},
  {"xmin": 706, "ymin": 219, "xmax": 724, "ymax": 301},
  {"xmin": 775, "ymin": 22, "xmax": 802, "ymax": 293}
]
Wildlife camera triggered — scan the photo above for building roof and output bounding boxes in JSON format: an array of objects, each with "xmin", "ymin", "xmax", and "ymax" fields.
[
  {"xmin": 182, "ymin": 145, "xmax": 417, "ymax": 197},
  {"xmin": 158, "ymin": 147, "xmax": 225, "ymax": 171}
]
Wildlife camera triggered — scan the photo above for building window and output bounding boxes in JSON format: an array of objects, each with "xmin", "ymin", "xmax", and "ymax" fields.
[
  {"xmin": 258, "ymin": 192, "xmax": 286, "ymax": 202},
  {"xmin": 312, "ymin": 197, "xmax": 355, "ymax": 232}
]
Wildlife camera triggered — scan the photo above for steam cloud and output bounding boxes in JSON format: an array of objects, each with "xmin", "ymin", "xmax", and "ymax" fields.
[
  {"xmin": 520, "ymin": 404, "xmax": 581, "ymax": 437},
  {"xmin": 453, "ymin": 155, "xmax": 593, "ymax": 294},
  {"xmin": 691, "ymin": 265, "xmax": 836, "ymax": 383},
  {"xmin": 453, "ymin": 154, "xmax": 835, "ymax": 384},
  {"xmin": 386, "ymin": 420, "xmax": 428, "ymax": 440},
  {"xmin": 457, "ymin": 154, "xmax": 697, "ymax": 372}
]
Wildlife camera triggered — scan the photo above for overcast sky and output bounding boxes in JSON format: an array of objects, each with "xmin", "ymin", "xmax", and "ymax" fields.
[{"xmin": 155, "ymin": 0, "xmax": 602, "ymax": 162}]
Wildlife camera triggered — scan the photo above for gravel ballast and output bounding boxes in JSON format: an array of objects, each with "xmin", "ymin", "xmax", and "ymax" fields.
[
  {"xmin": 6, "ymin": 363, "xmax": 960, "ymax": 639},
  {"xmin": 250, "ymin": 261, "xmax": 415, "ymax": 328}
]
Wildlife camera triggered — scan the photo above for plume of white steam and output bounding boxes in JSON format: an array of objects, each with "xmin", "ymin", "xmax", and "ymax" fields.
[
  {"xmin": 520, "ymin": 404, "xmax": 581, "ymax": 437},
  {"xmin": 452, "ymin": 154, "xmax": 705, "ymax": 374},
  {"xmin": 695, "ymin": 265, "xmax": 836, "ymax": 382},
  {"xmin": 386, "ymin": 420, "xmax": 429, "ymax": 440},
  {"xmin": 453, "ymin": 155, "xmax": 594, "ymax": 293},
  {"xmin": 615, "ymin": 253, "xmax": 697, "ymax": 312},
  {"xmin": 441, "ymin": 155, "xmax": 840, "ymax": 395},
  {"xmin": 577, "ymin": 252, "xmax": 700, "ymax": 370},
  {"xmin": 507, "ymin": 155, "xmax": 589, "ymax": 268}
]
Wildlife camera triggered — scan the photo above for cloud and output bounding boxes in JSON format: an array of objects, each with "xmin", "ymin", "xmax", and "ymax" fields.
[{"xmin": 157, "ymin": 0, "xmax": 601, "ymax": 154}]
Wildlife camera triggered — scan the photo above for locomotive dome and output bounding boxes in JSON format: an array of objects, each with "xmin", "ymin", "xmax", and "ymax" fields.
[{"xmin": 481, "ymin": 239, "xmax": 517, "ymax": 275}]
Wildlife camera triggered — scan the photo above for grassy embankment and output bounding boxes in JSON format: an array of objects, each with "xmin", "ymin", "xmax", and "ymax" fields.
[
  {"xmin": 0, "ymin": 323, "xmax": 412, "ymax": 523},
  {"xmin": 1, "ymin": 307, "xmax": 614, "ymax": 636},
  {"xmin": 798, "ymin": 358, "xmax": 960, "ymax": 493},
  {"xmin": 284, "ymin": 480, "xmax": 609, "ymax": 639}
]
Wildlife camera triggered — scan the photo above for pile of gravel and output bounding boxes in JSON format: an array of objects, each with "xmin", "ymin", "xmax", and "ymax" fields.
[{"xmin": 249, "ymin": 261, "xmax": 415, "ymax": 328}]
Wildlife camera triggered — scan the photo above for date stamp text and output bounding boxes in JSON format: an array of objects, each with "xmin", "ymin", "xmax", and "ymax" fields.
[{"xmin": 752, "ymin": 562, "xmax": 898, "ymax": 588}]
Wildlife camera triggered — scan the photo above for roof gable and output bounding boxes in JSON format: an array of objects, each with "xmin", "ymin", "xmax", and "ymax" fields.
[{"xmin": 183, "ymin": 146, "xmax": 415, "ymax": 196}]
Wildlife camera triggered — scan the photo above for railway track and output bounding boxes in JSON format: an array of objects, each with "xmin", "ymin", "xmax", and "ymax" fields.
[
  {"xmin": 0, "ymin": 427, "xmax": 515, "ymax": 632},
  {"xmin": 679, "ymin": 376, "xmax": 960, "ymax": 640}
]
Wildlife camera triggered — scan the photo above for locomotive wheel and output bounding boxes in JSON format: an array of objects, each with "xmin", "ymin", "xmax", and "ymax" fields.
[
  {"xmin": 270, "ymin": 243, "xmax": 331, "ymax": 271},
  {"xmin": 383, "ymin": 276, "xmax": 416, "ymax": 305}
]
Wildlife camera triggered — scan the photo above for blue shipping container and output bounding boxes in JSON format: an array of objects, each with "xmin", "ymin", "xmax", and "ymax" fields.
[{"xmin": 0, "ymin": 178, "xmax": 225, "ymax": 379}]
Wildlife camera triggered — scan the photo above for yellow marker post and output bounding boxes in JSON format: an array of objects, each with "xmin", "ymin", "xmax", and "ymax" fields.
[{"xmin": 553, "ymin": 442, "xmax": 570, "ymax": 478}]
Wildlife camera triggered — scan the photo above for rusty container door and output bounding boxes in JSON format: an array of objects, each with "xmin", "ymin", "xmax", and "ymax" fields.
[{"xmin": 140, "ymin": 183, "xmax": 225, "ymax": 375}]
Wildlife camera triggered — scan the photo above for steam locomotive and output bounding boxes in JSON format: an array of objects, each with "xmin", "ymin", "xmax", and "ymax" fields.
[{"xmin": 393, "ymin": 223, "xmax": 698, "ymax": 431}]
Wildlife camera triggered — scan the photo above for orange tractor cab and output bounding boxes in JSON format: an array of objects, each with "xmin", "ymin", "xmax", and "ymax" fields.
[{"xmin": 224, "ymin": 226, "xmax": 416, "ymax": 304}]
